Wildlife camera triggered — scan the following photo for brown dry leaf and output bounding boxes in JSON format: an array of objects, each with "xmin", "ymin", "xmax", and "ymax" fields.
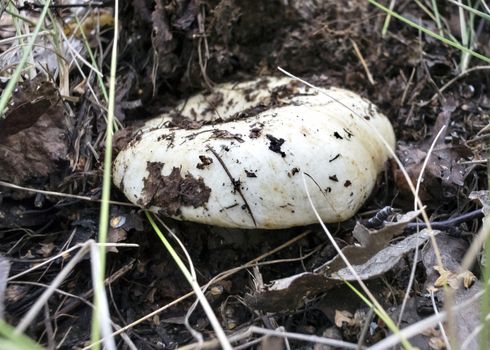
[
  {"xmin": 422, "ymin": 234, "xmax": 482, "ymax": 349},
  {"xmin": 0, "ymin": 78, "xmax": 69, "ymax": 192},
  {"xmin": 5, "ymin": 284, "xmax": 29, "ymax": 303},
  {"xmin": 422, "ymin": 326, "xmax": 441, "ymax": 337},
  {"xmin": 317, "ymin": 209, "xmax": 422, "ymax": 274},
  {"xmin": 394, "ymin": 107, "xmax": 472, "ymax": 204},
  {"xmin": 469, "ymin": 190, "xmax": 490, "ymax": 215},
  {"xmin": 37, "ymin": 242, "xmax": 55, "ymax": 258},
  {"xmin": 433, "ymin": 266, "xmax": 476, "ymax": 289},
  {"xmin": 428, "ymin": 336, "xmax": 446, "ymax": 350},
  {"xmin": 461, "ymin": 270, "xmax": 476, "ymax": 288},
  {"xmin": 333, "ymin": 229, "xmax": 434, "ymax": 281},
  {"xmin": 246, "ymin": 213, "xmax": 429, "ymax": 312},
  {"xmin": 244, "ymin": 272, "xmax": 338, "ymax": 312},
  {"xmin": 433, "ymin": 266, "xmax": 451, "ymax": 288},
  {"xmin": 0, "ymin": 78, "xmax": 59, "ymax": 139},
  {"xmin": 334, "ymin": 310, "xmax": 354, "ymax": 327},
  {"xmin": 395, "ymin": 143, "xmax": 472, "ymax": 203},
  {"xmin": 64, "ymin": 11, "xmax": 114, "ymax": 38},
  {"xmin": 107, "ymin": 228, "xmax": 128, "ymax": 253}
]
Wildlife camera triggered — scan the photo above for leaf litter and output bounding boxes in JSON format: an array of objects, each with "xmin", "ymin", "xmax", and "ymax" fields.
[{"xmin": 0, "ymin": 1, "xmax": 489, "ymax": 349}]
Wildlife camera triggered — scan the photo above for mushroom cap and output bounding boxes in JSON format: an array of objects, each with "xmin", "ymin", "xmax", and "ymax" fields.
[{"xmin": 113, "ymin": 77, "xmax": 396, "ymax": 229}]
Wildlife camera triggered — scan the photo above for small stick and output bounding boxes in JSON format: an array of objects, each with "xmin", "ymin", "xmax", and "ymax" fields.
[
  {"xmin": 206, "ymin": 145, "xmax": 257, "ymax": 227},
  {"xmin": 405, "ymin": 209, "xmax": 484, "ymax": 232},
  {"xmin": 350, "ymin": 39, "xmax": 375, "ymax": 85}
]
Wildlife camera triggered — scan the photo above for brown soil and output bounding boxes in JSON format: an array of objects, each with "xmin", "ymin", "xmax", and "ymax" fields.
[{"xmin": 1, "ymin": 1, "xmax": 489, "ymax": 349}]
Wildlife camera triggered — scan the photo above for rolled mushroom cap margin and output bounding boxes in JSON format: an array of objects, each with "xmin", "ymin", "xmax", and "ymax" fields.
[{"xmin": 113, "ymin": 82, "xmax": 396, "ymax": 229}]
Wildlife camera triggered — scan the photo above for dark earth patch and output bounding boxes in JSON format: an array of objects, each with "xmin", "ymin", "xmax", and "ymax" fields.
[
  {"xmin": 2, "ymin": 0, "xmax": 489, "ymax": 348},
  {"xmin": 140, "ymin": 162, "xmax": 211, "ymax": 216},
  {"xmin": 265, "ymin": 134, "xmax": 286, "ymax": 157}
]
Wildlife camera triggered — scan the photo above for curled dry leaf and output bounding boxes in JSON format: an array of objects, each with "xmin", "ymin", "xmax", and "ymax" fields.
[
  {"xmin": 422, "ymin": 233, "xmax": 483, "ymax": 349},
  {"xmin": 245, "ymin": 215, "xmax": 430, "ymax": 312},
  {"xmin": 469, "ymin": 190, "xmax": 490, "ymax": 215},
  {"xmin": 113, "ymin": 77, "xmax": 395, "ymax": 229},
  {"xmin": 334, "ymin": 310, "xmax": 354, "ymax": 327},
  {"xmin": 332, "ymin": 228, "xmax": 435, "ymax": 281},
  {"xmin": 0, "ymin": 79, "xmax": 68, "ymax": 196},
  {"xmin": 317, "ymin": 209, "xmax": 422, "ymax": 274},
  {"xmin": 433, "ymin": 266, "xmax": 476, "ymax": 289}
]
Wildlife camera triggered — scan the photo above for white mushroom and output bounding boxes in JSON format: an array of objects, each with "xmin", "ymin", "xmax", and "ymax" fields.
[{"xmin": 113, "ymin": 77, "xmax": 396, "ymax": 229}]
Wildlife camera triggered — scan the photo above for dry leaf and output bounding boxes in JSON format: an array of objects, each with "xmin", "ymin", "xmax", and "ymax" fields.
[
  {"xmin": 433, "ymin": 266, "xmax": 451, "ymax": 288},
  {"xmin": 334, "ymin": 310, "xmax": 354, "ymax": 327},
  {"xmin": 0, "ymin": 78, "xmax": 69, "ymax": 192},
  {"xmin": 37, "ymin": 243, "xmax": 55, "ymax": 258},
  {"xmin": 433, "ymin": 266, "xmax": 476, "ymax": 289},
  {"xmin": 428, "ymin": 336, "xmax": 446, "ymax": 350},
  {"xmin": 461, "ymin": 271, "xmax": 476, "ymax": 288},
  {"xmin": 317, "ymin": 209, "xmax": 422, "ymax": 274},
  {"xmin": 333, "ymin": 229, "xmax": 434, "ymax": 281},
  {"xmin": 245, "ymin": 223, "xmax": 431, "ymax": 312},
  {"xmin": 106, "ymin": 228, "xmax": 128, "ymax": 253}
]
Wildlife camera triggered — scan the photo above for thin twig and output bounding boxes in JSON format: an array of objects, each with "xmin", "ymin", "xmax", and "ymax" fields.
[
  {"xmin": 178, "ymin": 325, "xmax": 360, "ymax": 350},
  {"xmin": 15, "ymin": 240, "xmax": 93, "ymax": 333},
  {"xmin": 420, "ymin": 65, "xmax": 490, "ymax": 106},
  {"xmin": 0, "ymin": 180, "xmax": 138, "ymax": 207},
  {"xmin": 206, "ymin": 145, "xmax": 257, "ymax": 227},
  {"xmin": 405, "ymin": 209, "xmax": 483, "ymax": 231},
  {"xmin": 8, "ymin": 242, "xmax": 138, "ymax": 282},
  {"xmin": 350, "ymin": 38, "xmax": 375, "ymax": 85},
  {"xmin": 82, "ymin": 230, "xmax": 311, "ymax": 349},
  {"xmin": 277, "ymin": 66, "xmax": 444, "ymax": 270}
]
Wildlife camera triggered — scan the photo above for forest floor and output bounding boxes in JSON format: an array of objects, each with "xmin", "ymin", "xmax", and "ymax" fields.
[{"xmin": 1, "ymin": 1, "xmax": 490, "ymax": 349}]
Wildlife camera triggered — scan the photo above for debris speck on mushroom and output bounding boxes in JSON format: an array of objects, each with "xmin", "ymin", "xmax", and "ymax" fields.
[{"xmin": 113, "ymin": 77, "xmax": 396, "ymax": 229}]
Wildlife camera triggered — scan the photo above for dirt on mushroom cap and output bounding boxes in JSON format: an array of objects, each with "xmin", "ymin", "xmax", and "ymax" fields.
[{"xmin": 113, "ymin": 78, "xmax": 396, "ymax": 229}]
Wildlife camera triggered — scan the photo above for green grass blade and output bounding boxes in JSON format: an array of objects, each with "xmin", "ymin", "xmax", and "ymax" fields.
[
  {"xmin": 343, "ymin": 280, "xmax": 416, "ymax": 350},
  {"xmin": 448, "ymin": 0, "xmax": 490, "ymax": 20},
  {"xmin": 91, "ymin": 2, "xmax": 120, "ymax": 349},
  {"xmin": 0, "ymin": 0, "xmax": 52, "ymax": 117},
  {"xmin": 145, "ymin": 211, "xmax": 233, "ymax": 350},
  {"xmin": 0, "ymin": 320, "xmax": 44, "ymax": 350},
  {"xmin": 431, "ymin": 0, "xmax": 444, "ymax": 35},
  {"xmin": 368, "ymin": 0, "xmax": 490, "ymax": 64},
  {"xmin": 482, "ymin": 152, "xmax": 490, "ymax": 350},
  {"xmin": 381, "ymin": 0, "xmax": 397, "ymax": 37}
]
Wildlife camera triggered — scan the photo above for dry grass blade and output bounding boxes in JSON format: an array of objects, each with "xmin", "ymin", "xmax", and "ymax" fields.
[
  {"xmin": 397, "ymin": 125, "xmax": 447, "ymax": 325},
  {"xmin": 277, "ymin": 66, "xmax": 443, "ymax": 270},
  {"xmin": 82, "ymin": 230, "xmax": 311, "ymax": 349},
  {"xmin": 429, "ymin": 289, "xmax": 451, "ymax": 348},
  {"xmin": 14, "ymin": 240, "xmax": 92, "ymax": 333},
  {"xmin": 89, "ymin": 242, "xmax": 116, "ymax": 350},
  {"xmin": 350, "ymin": 38, "xmax": 375, "ymax": 85},
  {"xmin": 301, "ymin": 173, "xmax": 414, "ymax": 349},
  {"xmin": 369, "ymin": 284, "xmax": 486, "ymax": 350},
  {"xmin": 179, "ymin": 325, "xmax": 360, "ymax": 350},
  {"xmin": 0, "ymin": 180, "xmax": 138, "ymax": 207}
]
